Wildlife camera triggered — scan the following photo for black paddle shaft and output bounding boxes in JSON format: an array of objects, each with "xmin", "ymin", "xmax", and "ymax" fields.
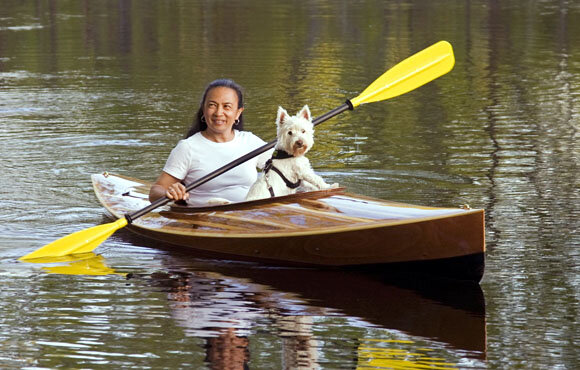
[{"xmin": 125, "ymin": 100, "xmax": 353, "ymax": 223}]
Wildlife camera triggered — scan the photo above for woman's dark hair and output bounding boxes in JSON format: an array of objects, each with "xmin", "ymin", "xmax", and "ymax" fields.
[{"xmin": 185, "ymin": 79, "xmax": 245, "ymax": 138}]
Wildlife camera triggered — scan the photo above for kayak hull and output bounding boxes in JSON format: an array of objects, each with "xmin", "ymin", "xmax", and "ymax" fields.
[{"xmin": 92, "ymin": 172, "xmax": 485, "ymax": 281}]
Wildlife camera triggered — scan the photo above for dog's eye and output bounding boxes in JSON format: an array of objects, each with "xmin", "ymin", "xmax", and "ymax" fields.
[
  {"xmin": 301, "ymin": 129, "xmax": 306, "ymax": 133},
  {"xmin": 288, "ymin": 131, "xmax": 292, "ymax": 135}
]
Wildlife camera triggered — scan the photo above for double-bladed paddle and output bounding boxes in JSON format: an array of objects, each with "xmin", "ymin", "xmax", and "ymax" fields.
[{"xmin": 20, "ymin": 40, "xmax": 455, "ymax": 261}]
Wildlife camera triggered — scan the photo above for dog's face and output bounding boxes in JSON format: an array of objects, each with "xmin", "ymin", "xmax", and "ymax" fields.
[{"xmin": 275, "ymin": 105, "xmax": 314, "ymax": 157}]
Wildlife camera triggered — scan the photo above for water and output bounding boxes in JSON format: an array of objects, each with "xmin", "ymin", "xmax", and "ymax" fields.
[{"xmin": 1, "ymin": 0, "xmax": 578, "ymax": 368}]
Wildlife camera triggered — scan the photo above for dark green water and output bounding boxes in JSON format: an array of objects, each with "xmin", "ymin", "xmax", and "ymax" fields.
[{"xmin": 1, "ymin": 1, "xmax": 578, "ymax": 368}]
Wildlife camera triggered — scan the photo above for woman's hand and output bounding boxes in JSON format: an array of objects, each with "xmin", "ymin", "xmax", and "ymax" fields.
[
  {"xmin": 149, "ymin": 172, "xmax": 189, "ymax": 203},
  {"xmin": 166, "ymin": 182, "xmax": 189, "ymax": 201}
]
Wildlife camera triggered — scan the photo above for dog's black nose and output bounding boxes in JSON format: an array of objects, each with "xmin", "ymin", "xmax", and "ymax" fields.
[{"xmin": 296, "ymin": 140, "xmax": 303, "ymax": 147}]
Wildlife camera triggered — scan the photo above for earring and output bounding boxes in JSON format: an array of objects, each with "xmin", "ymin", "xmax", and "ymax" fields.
[
  {"xmin": 234, "ymin": 119, "xmax": 240, "ymax": 125},
  {"xmin": 201, "ymin": 115, "xmax": 206, "ymax": 122}
]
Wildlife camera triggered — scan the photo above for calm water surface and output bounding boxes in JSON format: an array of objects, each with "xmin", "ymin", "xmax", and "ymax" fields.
[{"xmin": 1, "ymin": 1, "xmax": 578, "ymax": 368}]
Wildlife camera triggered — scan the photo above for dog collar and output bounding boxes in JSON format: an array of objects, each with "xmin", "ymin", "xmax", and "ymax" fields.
[{"xmin": 271, "ymin": 150, "xmax": 294, "ymax": 160}]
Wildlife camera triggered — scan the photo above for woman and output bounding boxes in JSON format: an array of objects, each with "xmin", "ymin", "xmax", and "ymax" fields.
[{"xmin": 149, "ymin": 79, "xmax": 272, "ymax": 206}]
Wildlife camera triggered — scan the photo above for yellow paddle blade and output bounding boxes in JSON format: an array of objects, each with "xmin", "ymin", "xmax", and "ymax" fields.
[
  {"xmin": 19, "ymin": 252, "xmax": 99, "ymax": 264},
  {"xmin": 350, "ymin": 41, "xmax": 455, "ymax": 107},
  {"xmin": 19, "ymin": 217, "xmax": 128, "ymax": 261}
]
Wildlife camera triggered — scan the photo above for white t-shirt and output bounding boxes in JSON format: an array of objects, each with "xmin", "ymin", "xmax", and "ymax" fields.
[{"xmin": 163, "ymin": 130, "xmax": 272, "ymax": 206}]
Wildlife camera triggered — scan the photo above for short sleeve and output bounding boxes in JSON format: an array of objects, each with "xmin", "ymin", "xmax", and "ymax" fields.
[{"xmin": 162, "ymin": 140, "xmax": 191, "ymax": 180}]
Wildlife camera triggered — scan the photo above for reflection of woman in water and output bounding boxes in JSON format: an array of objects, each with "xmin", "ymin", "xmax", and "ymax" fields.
[
  {"xmin": 151, "ymin": 269, "xmax": 320, "ymax": 369},
  {"xmin": 160, "ymin": 270, "xmax": 255, "ymax": 369},
  {"xmin": 204, "ymin": 327, "xmax": 249, "ymax": 370}
]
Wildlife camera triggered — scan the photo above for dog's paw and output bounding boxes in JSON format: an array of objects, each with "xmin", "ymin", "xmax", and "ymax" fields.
[
  {"xmin": 321, "ymin": 183, "xmax": 339, "ymax": 189},
  {"xmin": 298, "ymin": 183, "xmax": 317, "ymax": 192},
  {"xmin": 207, "ymin": 197, "xmax": 232, "ymax": 206}
]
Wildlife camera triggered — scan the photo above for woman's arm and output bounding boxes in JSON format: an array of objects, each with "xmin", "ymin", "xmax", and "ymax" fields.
[{"xmin": 149, "ymin": 171, "xmax": 189, "ymax": 202}]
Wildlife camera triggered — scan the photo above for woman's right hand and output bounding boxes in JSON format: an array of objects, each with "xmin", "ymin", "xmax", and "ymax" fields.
[
  {"xmin": 166, "ymin": 182, "xmax": 189, "ymax": 201},
  {"xmin": 149, "ymin": 171, "xmax": 189, "ymax": 203}
]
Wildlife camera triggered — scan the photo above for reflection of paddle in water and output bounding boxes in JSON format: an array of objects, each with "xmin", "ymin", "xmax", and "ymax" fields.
[
  {"xmin": 24, "ymin": 252, "xmax": 124, "ymax": 276},
  {"xmin": 356, "ymin": 338, "xmax": 458, "ymax": 369}
]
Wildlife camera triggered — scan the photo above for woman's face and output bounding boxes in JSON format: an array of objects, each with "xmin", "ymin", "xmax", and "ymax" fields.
[{"xmin": 202, "ymin": 86, "xmax": 243, "ymax": 139}]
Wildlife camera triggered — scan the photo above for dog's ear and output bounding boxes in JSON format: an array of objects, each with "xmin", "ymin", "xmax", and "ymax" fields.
[
  {"xmin": 276, "ymin": 106, "xmax": 288, "ymax": 127},
  {"xmin": 298, "ymin": 105, "xmax": 311, "ymax": 121}
]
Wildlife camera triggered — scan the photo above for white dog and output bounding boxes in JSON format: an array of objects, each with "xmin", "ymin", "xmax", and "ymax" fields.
[{"xmin": 245, "ymin": 105, "xmax": 337, "ymax": 201}]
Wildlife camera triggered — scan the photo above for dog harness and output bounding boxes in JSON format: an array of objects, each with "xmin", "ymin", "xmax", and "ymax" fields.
[{"xmin": 264, "ymin": 150, "xmax": 301, "ymax": 197}]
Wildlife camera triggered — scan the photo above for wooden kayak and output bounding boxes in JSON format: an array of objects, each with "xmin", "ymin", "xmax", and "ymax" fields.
[{"xmin": 92, "ymin": 172, "xmax": 485, "ymax": 281}]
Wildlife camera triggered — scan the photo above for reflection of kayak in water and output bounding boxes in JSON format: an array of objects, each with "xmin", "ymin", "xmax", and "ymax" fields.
[
  {"xmin": 146, "ymin": 256, "xmax": 486, "ymax": 359},
  {"xmin": 40, "ymin": 253, "xmax": 486, "ymax": 367},
  {"xmin": 93, "ymin": 172, "xmax": 485, "ymax": 281}
]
